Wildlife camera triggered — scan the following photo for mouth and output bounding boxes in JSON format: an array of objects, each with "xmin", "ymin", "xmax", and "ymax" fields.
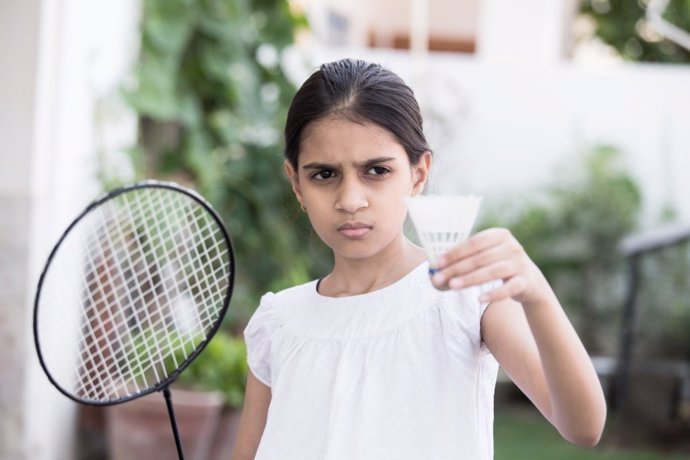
[{"xmin": 337, "ymin": 222, "xmax": 373, "ymax": 238}]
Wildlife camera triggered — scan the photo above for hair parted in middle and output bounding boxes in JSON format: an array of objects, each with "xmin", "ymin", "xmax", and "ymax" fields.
[{"xmin": 284, "ymin": 58, "xmax": 431, "ymax": 169}]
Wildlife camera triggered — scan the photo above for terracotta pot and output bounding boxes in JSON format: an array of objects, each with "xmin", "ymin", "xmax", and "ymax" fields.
[
  {"xmin": 208, "ymin": 408, "xmax": 242, "ymax": 460},
  {"xmin": 106, "ymin": 388, "xmax": 223, "ymax": 460}
]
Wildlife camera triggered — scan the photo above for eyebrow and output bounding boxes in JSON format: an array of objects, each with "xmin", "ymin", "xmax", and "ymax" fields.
[{"xmin": 301, "ymin": 156, "xmax": 397, "ymax": 170}]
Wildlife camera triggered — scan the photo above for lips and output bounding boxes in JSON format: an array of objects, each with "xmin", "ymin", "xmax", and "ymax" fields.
[{"xmin": 337, "ymin": 222, "xmax": 372, "ymax": 238}]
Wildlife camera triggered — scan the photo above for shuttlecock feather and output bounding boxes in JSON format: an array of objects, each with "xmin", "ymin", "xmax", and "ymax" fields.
[{"xmin": 406, "ymin": 194, "xmax": 482, "ymax": 274}]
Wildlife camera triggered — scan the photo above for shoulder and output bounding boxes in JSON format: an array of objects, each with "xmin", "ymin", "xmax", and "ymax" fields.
[
  {"xmin": 258, "ymin": 279, "xmax": 319, "ymax": 313},
  {"xmin": 272, "ymin": 279, "xmax": 320, "ymax": 301},
  {"xmin": 246, "ymin": 279, "xmax": 319, "ymax": 326},
  {"xmin": 243, "ymin": 281, "xmax": 319, "ymax": 385}
]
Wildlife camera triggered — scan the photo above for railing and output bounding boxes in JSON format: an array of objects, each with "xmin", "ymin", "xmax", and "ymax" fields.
[{"xmin": 614, "ymin": 222, "xmax": 690, "ymax": 423}]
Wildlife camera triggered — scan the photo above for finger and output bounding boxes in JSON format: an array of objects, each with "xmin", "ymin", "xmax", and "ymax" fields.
[
  {"xmin": 438, "ymin": 228, "xmax": 512, "ymax": 267},
  {"xmin": 438, "ymin": 241, "xmax": 513, "ymax": 280},
  {"xmin": 478, "ymin": 277, "xmax": 527, "ymax": 303},
  {"xmin": 445, "ymin": 260, "xmax": 517, "ymax": 290}
]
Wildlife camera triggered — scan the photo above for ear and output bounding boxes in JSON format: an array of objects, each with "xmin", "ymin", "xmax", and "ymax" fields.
[
  {"xmin": 284, "ymin": 160, "xmax": 305, "ymax": 204},
  {"xmin": 411, "ymin": 151, "xmax": 432, "ymax": 195}
]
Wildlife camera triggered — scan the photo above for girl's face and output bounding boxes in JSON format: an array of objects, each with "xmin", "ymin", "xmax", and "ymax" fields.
[{"xmin": 285, "ymin": 115, "xmax": 430, "ymax": 265}]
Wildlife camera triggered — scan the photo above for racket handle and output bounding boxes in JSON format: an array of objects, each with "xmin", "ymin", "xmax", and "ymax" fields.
[{"xmin": 163, "ymin": 386, "xmax": 186, "ymax": 460}]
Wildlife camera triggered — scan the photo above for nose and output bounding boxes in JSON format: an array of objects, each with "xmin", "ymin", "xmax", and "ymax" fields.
[{"xmin": 335, "ymin": 176, "xmax": 369, "ymax": 214}]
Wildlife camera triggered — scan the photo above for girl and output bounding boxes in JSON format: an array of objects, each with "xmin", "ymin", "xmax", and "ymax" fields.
[{"xmin": 231, "ymin": 58, "xmax": 606, "ymax": 460}]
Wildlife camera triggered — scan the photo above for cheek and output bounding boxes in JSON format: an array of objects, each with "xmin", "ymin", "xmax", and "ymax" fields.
[{"xmin": 299, "ymin": 186, "xmax": 322, "ymax": 208}]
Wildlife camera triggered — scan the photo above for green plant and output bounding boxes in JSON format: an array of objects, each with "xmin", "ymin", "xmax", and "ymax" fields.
[
  {"xmin": 122, "ymin": 0, "xmax": 324, "ymax": 327},
  {"xmin": 175, "ymin": 331, "xmax": 248, "ymax": 408},
  {"xmin": 579, "ymin": 0, "xmax": 690, "ymax": 63},
  {"xmin": 126, "ymin": 327, "xmax": 248, "ymax": 408}
]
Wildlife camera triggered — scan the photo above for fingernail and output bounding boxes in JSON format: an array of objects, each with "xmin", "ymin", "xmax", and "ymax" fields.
[
  {"xmin": 479, "ymin": 294, "xmax": 490, "ymax": 303},
  {"xmin": 449, "ymin": 278, "xmax": 464, "ymax": 289},
  {"xmin": 436, "ymin": 256, "xmax": 447, "ymax": 267},
  {"xmin": 432, "ymin": 272, "xmax": 446, "ymax": 285}
]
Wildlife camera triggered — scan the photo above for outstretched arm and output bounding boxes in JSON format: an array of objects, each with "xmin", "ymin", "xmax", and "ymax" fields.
[
  {"xmin": 432, "ymin": 228, "xmax": 607, "ymax": 447},
  {"xmin": 482, "ymin": 295, "xmax": 606, "ymax": 446}
]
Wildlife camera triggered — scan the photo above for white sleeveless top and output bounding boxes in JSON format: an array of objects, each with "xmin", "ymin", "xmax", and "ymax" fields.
[{"xmin": 244, "ymin": 262, "xmax": 499, "ymax": 460}]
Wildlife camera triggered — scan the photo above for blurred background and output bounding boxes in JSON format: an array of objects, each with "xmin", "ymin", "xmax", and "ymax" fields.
[{"xmin": 1, "ymin": 0, "xmax": 689, "ymax": 459}]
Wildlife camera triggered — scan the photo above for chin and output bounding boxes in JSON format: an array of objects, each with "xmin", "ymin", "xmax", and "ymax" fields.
[{"xmin": 331, "ymin": 245, "xmax": 383, "ymax": 262}]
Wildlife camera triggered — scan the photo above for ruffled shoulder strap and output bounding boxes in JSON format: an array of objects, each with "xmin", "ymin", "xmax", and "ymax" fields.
[{"xmin": 243, "ymin": 292, "xmax": 281, "ymax": 387}]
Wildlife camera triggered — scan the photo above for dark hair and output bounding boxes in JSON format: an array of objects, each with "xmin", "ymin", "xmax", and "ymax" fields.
[{"xmin": 284, "ymin": 58, "xmax": 431, "ymax": 169}]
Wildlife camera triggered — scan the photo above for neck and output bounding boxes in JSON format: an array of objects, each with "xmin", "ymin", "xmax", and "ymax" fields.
[{"xmin": 319, "ymin": 237, "xmax": 426, "ymax": 297}]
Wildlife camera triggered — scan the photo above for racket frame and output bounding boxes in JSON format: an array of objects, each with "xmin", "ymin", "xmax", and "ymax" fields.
[{"xmin": 32, "ymin": 180, "xmax": 236, "ymax": 407}]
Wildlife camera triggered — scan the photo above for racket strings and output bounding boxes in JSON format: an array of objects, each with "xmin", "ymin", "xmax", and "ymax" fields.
[
  {"xmin": 75, "ymin": 193, "xmax": 190, "ymax": 398},
  {"xmin": 79, "ymin": 208, "xmax": 165, "ymax": 398},
  {"xmin": 36, "ymin": 186, "xmax": 231, "ymax": 403}
]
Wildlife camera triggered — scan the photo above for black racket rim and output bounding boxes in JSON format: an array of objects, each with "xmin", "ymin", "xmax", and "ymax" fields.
[{"xmin": 33, "ymin": 180, "xmax": 236, "ymax": 406}]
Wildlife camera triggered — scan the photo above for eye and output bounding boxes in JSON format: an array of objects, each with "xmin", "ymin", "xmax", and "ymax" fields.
[
  {"xmin": 312, "ymin": 169, "xmax": 336, "ymax": 181},
  {"xmin": 366, "ymin": 166, "xmax": 391, "ymax": 177}
]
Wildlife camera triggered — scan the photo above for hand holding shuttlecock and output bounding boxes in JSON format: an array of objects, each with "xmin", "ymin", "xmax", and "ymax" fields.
[{"xmin": 406, "ymin": 194, "xmax": 482, "ymax": 284}]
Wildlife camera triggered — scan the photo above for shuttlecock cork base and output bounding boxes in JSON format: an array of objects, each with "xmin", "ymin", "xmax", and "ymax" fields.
[{"xmin": 406, "ymin": 194, "xmax": 482, "ymax": 278}]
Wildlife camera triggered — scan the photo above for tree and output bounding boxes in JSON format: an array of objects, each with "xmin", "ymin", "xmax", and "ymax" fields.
[
  {"xmin": 123, "ymin": 0, "xmax": 325, "ymax": 326},
  {"xmin": 580, "ymin": 0, "xmax": 690, "ymax": 63}
]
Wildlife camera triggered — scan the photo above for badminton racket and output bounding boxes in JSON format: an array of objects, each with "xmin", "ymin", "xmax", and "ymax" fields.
[{"xmin": 33, "ymin": 180, "xmax": 235, "ymax": 460}]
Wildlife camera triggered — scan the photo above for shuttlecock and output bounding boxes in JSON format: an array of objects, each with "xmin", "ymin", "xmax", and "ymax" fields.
[{"xmin": 406, "ymin": 194, "xmax": 482, "ymax": 274}]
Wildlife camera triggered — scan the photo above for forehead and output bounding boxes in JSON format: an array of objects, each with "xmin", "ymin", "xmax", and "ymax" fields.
[{"xmin": 299, "ymin": 115, "xmax": 407, "ymax": 164}]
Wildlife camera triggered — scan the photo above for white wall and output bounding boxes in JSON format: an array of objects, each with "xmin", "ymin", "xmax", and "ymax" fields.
[
  {"xmin": 428, "ymin": 58, "xmax": 690, "ymax": 226},
  {"xmin": 0, "ymin": 1, "xmax": 43, "ymax": 458},
  {"xmin": 477, "ymin": 0, "xmax": 579, "ymax": 65},
  {"xmin": 27, "ymin": 0, "xmax": 140, "ymax": 456},
  {"xmin": 0, "ymin": 0, "xmax": 140, "ymax": 458}
]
